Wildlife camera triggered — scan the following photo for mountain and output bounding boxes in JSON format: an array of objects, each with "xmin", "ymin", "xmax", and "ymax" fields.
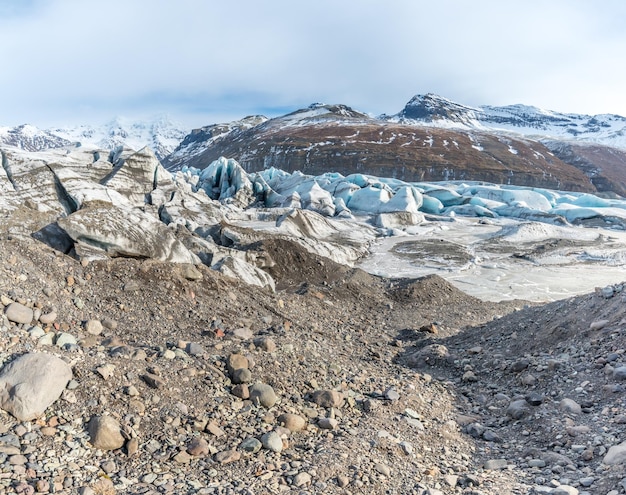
[
  {"xmin": 0, "ymin": 116, "xmax": 189, "ymax": 161},
  {"xmin": 389, "ymin": 93, "xmax": 626, "ymax": 149},
  {"xmin": 0, "ymin": 124, "xmax": 74, "ymax": 151},
  {"xmin": 165, "ymin": 95, "xmax": 626, "ymax": 195},
  {"xmin": 164, "ymin": 102, "xmax": 596, "ymax": 193}
]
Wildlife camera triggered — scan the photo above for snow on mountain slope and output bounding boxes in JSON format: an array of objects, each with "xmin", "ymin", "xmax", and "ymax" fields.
[
  {"xmin": 51, "ymin": 116, "xmax": 189, "ymax": 161},
  {"xmin": 0, "ymin": 117, "xmax": 189, "ymax": 161},
  {"xmin": 387, "ymin": 93, "xmax": 626, "ymax": 149}
]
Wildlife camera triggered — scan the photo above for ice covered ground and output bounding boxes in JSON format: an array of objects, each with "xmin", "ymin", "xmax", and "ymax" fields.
[
  {"xmin": 181, "ymin": 162, "xmax": 626, "ymax": 303},
  {"xmin": 357, "ymin": 217, "xmax": 626, "ymax": 302}
]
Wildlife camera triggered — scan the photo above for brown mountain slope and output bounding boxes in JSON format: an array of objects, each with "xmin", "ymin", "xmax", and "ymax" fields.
[{"xmin": 165, "ymin": 107, "xmax": 596, "ymax": 192}]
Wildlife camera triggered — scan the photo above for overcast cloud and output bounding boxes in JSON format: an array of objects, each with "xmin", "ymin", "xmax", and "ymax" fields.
[{"xmin": 1, "ymin": 0, "xmax": 626, "ymax": 128}]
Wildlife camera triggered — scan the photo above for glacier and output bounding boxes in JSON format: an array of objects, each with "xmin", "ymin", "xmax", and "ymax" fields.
[{"xmin": 3, "ymin": 144, "xmax": 626, "ymax": 302}]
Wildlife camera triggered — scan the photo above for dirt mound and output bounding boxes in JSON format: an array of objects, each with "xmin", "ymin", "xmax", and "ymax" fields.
[{"xmin": 243, "ymin": 237, "xmax": 353, "ymax": 290}]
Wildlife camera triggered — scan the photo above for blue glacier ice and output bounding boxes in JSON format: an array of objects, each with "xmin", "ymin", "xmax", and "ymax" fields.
[{"xmin": 178, "ymin": 157, "xmax": 626, "ymax": 231}]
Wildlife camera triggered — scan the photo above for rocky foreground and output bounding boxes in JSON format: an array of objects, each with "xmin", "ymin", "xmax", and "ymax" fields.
[{"xmin": 1, "ymin": 231, "xmax": 626, "ymax": 495}]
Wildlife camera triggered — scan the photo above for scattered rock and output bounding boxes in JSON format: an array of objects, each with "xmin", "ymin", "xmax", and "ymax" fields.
[
  {"xmin": 249, "ymin": 383, "xmax": 278, "ymax": 408},
  {"xmin": 311, "ymin": 389, "xmax": 344, "ymax": 408},
  {"xmin": 0, "ymin": 352, "xmax": 72, "ymax": 421},
  {"xmin": 87, "ymin": 415, "xmax": 125, "ymax": 451},
  {"xmin": 5, "ymin": 302, "xmax": 33, "ymax": 324}
]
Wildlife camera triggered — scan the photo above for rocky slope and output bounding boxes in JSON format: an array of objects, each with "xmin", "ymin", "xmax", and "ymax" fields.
[
  {"xmin": 164, "ymin": 104, "xmax": 595, "ymax": 193},
  {"xmin": 3, "ymin": 143, "xmax": 626, "ymax": 494}
]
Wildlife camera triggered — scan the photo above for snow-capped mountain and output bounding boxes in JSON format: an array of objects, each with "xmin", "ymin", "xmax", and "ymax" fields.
[
  {"xmin": 387, "ymin": 93, "xmax": 626, "ymax": 149},
  {"xmin": 0, "ymin": 124, "xmax": 74, "ymax": 152},
  {"xmin": 0, "ymin": 116, "xmax": 189, "ymax": 161}
]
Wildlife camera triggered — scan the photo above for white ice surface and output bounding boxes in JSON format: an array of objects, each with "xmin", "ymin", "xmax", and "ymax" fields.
[{"xmin": 357, "ymin": 217, "xmax": 626, "ymax": 302}]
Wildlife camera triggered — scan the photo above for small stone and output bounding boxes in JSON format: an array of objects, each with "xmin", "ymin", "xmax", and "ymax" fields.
[
  {"xmin": 125, "ymin": 385, "xmax": 139, "ymax": 396},
  {"xmin": 186, "ymin": 342, "xmax": 203, "ymax": 356},
  {"xmin": 187, "ymin": 437, "xmax": 210, "ymax": 456},
  {"xmin": 294, "ymin": 472, "xmax": 312, "ymax": 487},
  {"xmin": 101, "ymin": 460, "xmax": 116, "ymax": 474},
  {"xmin": 55, "ymin": 332, "xmax": 77, "ymax": 348},
  {"xmin": 205, "ymin": 421, "xmax": 226, "ymax": 437},
  {"xmin": 240, "ymin": 437, "xmax": 262, "ymax": 453},
  {"xmin": 226, "ymin": 353, "xmax": 249, "ymax": 373},
  {"xmin": 232, "ymin": 328, "xmax": 253, "ymax": 340},
  {"xmin": 528, "ymin": 459, "xmax": 546, "ymax": 468},
  {"xmin": 39, "ymin": 311, "xmax": 57, "ymax": 324},
  {"xmin": 443, "ymin": 474, "xmax": 458, "ymax": 487},
  {"xmin": 174, "ymin": 450, "xmax": 192, "ymax": 463},
  {"xmin": 589, "ymin": 319, "xmax": 610, "ymax": 331},
  {"xmin": 510, "ymin": 359, "xmax": 530, "ymax": 372},
  {"xmin": 162, "ymin": 349, "xmax": 176, "ymax": 359},
  {"xmin": 613, "ymin": 367, "xmax": 626, "ymax": 380},
  {"xmin": 254, "ymin": 336, "xmax": 277, "ymax": 352},
  {"xmin": 526, "ymin": 392, "xmax": 544, "ymax": 406},
  {"xmin": 101, "ymin": 317, "xmax": 118, "ymax": 330},
  {"xmin": 5, "ymin": 302, "xmax": 33, "ymax": 324},
  {"xmin": 552, "ymin": 486, "xmax": 579, "ymax": 495},
  {"xmin": 337, "ymin": 474, "xmax": 350, "ymax": 487},
  {"xmin": 215, "ymin": 449, "xmax": 241, "ymax": 464},
  {"xmin": 506, "ymin": 399, "xmax": 528, "ymax": 419},
  {"xmin": 311, "ymin": 389, "xmax": 344, "ymax": 408},
  {"xmin": 141, "ymin": 373, "xmax": 165, "ymax": 389},
  {"xmin": 375, "ymin": 463, "xmax": 391, "ymax": 476},
  {"xmin": 96, "ymin": 364, "xmax": 116, "ymax": 380},
  {"xmin": 88, "ymin": 415, "xmax": 125, "ymax": 450},
  {"xmin": 231, "ymin": 384, "xmax": 250, "ymax": 399},
  {"xmin": 231, "ymin": 368, "xmax": 252, "ymax": 384},
  {"xmin": 126, "ymin": 437, "xmax": 139, "ymax": 456},
  {"xmin": 604, "ymin": 442, "xmax": 626, "ymax": 464},
  {"xmin": 84, "ymin": 320, "xmax": 103, "ymax": 336},
  {"xmin": 277, "ymin": 413, "xmax": 307, "ymax": 432},
  {"xmin": 318, "ymin": 417, "xmax": 338, "ymax": 430},
  {"xmin": 8, "ymin": 454, "xmax": 27, "ymax": 465},
  {"xmin": 249, "ymin": 383, "xmax": 278, "ymax": 408},
  {"xmin": 560, "ymin": 398, "xmax": 582, "ymax": 415},
  {"xmin": 384, "ymin": 387, "xmax": 401, "ymax": 400},
  {"xmin": 483, "ymin": 459, "xmax": 507, "ymax": 470},
  {"xmin": 261, "ymin": 431, "xmax": 283, "ymax": 452}
]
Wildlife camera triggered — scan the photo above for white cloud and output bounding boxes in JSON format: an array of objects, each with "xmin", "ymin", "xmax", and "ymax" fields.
[{"xmin": 1, "ymin": 0, "xmax": 626, "ymax": 126}]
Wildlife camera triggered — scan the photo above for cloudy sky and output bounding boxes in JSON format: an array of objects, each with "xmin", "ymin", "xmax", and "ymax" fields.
[{"xmin": 2, "ymin": 0, "xmax": 626, "ymax": 128}]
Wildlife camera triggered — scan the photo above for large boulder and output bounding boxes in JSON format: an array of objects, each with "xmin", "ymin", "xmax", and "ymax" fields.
[{"xmin": 0, "ymin": 353, "xmax": 72, "ymax": 421}]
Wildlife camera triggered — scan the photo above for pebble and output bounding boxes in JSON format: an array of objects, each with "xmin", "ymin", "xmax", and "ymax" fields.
[
  {"xmin": 231, "ymin": 367, "xmax": 252, "ymax": 384},
  {"xmin": 214, "ymin": 449, "xmax": 241, "ymax": 464},
  {"xmin": 294, "ymin": 472, "xmax": 312, "ymax": 487},
  {"xmin": 506, "ymin": 399, "xmax": 528, "ymax": 419},
  {"xmin": 552, "ymin": 486, "xmax": 579, "ymax": 495},
  {"xmin": 226, "ymin": 353, "xmax": 249, "ymax": 373},
  {"xmin": 55, "ymin": 332, "xmax": 77, "ymax": 348},
  {"xmin": 87, "ymin": 415, "xmax": 125, "ymax": 450},
  {"xmin": 311, "ymin": 389, "xmax": 344, "ymax": 408},
  {"xmin": 261, "ymin": 431, "xmax": 283, "ymax": 453},
  {"xmin": 375, "ymin": 463, "xmax": 391, "ymax": 476},
  {"xmin": 39, "ymin": 311, "xmax": 57, "ymax": 324},
  {"xmin": 84, "ymin": 319, "xmax": 103, "ymax": 335},
  {"xmin": 240, "ymin": 437, "xmax": 262, "ymax": 453},
  {"xmin": 5, "ymin": 302, "xmax": 33, "ymax": 324},
  {"xmin": 277, "ymin": 413, "xmax": 307, "ymax": 432},
  {"xmin": 483, "ymin": 459, "xmax": 508, "ymax": 470},
  {"xmin": 249, "ymin": 383, "xmax": 278, "ymax": 408},
  {"xmin": 559, "ymin": 398, "xmax": 582, "ymax": 415},
  {"xmin": 187, "ymin": 437, "xmax": 210, "ymax": 456},
  {"xmin": 318, "ymin": 417, "xmax": 338, "ymax": 430},
  {"xmin": 254, "ymin": 336, "xmax": 277, "ymax": 352}
]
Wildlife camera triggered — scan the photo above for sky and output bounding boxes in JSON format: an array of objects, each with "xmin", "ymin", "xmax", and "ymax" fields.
[{"xmin": 2, "ymin": 0, "xmax": 626, "ymax": 129}]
